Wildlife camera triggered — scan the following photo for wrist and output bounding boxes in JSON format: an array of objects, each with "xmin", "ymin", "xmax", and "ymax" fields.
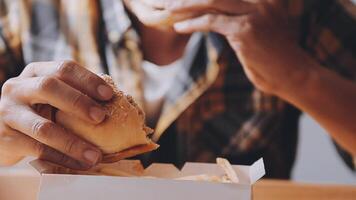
[{"xmin": 274, "ymin": 50, "xmax": 320, "ymax": 100}]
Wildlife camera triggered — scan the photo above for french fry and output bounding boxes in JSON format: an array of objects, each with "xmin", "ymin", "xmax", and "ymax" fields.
[
  {"xmin": 216, "ymin": 158, "xmax": 239, "ymax": 183},
  {"xmin": 174, "ymin": 158, "xmax": 240, "ymax": 183},
  {"xmin": 176, "ymin": 174, "xmax": 223, "ymax": 182},
  {"xmin": 99, "ymin": 167, "xmax": 137, "ymax": 177},
  {"xmin": 33, "ymin": 157, "xmax": 241, "ymax": 184}
]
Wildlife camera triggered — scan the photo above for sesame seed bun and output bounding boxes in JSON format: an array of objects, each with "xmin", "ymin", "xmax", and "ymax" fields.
[{"xmin": 55, "ymin": 75, "xmax": 158, "ymax": 163}]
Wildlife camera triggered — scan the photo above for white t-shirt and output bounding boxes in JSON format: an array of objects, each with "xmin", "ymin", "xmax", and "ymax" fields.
[
  {"xmin": 142, "ymin": 33, "xmax": 202, "ymax": 127},
  {"xmin": 142, "ymin": 58, "xmax": 182, "ymax": 126}
]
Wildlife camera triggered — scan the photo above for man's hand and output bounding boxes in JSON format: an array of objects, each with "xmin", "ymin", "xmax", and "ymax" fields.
[
  {"xmin": 157, "ymin": 0, "xmax": 356, "ymax": 156},
  {"xmin": 149, "ymin": 0, "xmax": 308, "ymax": 95},
  {"xmin": 0, "ymin": 61, "xmax": 113, "ymax": 169},
  {"xmin": 124, "ymin": 0, "xmax": 255, "ymax": 27}
]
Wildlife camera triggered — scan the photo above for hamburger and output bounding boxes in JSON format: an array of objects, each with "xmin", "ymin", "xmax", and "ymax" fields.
[{"xmin": 55, "ymin": 75, "xmax": 159, "ymax": 163}]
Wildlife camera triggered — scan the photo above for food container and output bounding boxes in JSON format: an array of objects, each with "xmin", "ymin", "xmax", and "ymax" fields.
[
  {"xmin": 30, "ymin": 158, "xmax": 265, "ymax": 200},
  {"xmin": 0, "ymin": 160, "xmax": 40, "ymax": 200}
]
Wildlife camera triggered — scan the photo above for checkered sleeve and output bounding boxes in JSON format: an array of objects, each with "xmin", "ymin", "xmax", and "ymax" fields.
[
  {"xmin": 303, "ymin": 0, "xmax": 356, "ymax": 79},
  {"xmin": 302, "ymin": 0, "xmax": 356, "ymax": 170},
  {"xmin": 0, "ymin": 0, "xmax": 24, "ymax": 90}
]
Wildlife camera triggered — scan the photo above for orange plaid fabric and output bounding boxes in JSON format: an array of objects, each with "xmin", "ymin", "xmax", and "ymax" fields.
[{"xmin": 0, "ymin": 0, "xmax": 355, "ymax": 177}]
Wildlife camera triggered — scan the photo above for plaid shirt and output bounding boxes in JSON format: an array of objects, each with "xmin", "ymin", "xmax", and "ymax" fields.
[{"xmin": 0, "ymin": 0, "xmax": 355, "ymax": 178}]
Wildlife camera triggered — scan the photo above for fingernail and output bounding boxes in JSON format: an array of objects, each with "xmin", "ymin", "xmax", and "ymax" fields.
[
  {"xmin": 90, "ymin": 107, "xmax": 106, "ymax": 122},
  {"xmin": 97, "ymin": 84, "xmax": 113, "ymax": 100},
  {"xmin": 83, "ymin": 149, "xmax": 100, "ymax": 164}
]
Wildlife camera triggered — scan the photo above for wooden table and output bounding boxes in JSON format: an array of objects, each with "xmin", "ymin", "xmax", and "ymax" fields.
[{"xmin": 253, "ymin": 180, "xmax": 356, "ymax": 200}]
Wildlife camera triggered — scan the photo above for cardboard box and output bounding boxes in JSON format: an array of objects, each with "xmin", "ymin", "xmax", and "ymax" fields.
[
  {"xmin": 30, "ymin": 158, "xmax": 265, "ymax": 200},
  {"xmin": 0, "ymin": 161, "xmax": 40, "ymax": 200}
]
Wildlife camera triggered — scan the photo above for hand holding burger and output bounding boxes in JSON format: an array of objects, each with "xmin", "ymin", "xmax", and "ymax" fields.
[
  {"xmin": 56, "ymin": 75, "xmax": 158, "ymax": 163},
  {"xmin": 0, "ymin": 61, "xmax": 157, "ymax": 170}
]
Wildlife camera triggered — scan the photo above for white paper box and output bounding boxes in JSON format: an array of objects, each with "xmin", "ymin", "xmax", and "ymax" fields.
[
  {"xmin": 31, "ymin": 158, "xmax": 265, "ymax": 200},
  {"xmin": 0, "ymin": 160, "xmax": 40, "ymax": 200}
]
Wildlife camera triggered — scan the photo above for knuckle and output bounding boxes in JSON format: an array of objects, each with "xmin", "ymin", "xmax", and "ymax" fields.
[
  {"xmin": 24, "ymin": 62, "xmax": 38, "ymax": 73},
  {"xmin": 31, "ymin": 120, "xmax": 54, "ymax": 139},
  {"xmin": 204, "ymin": 14, "xmax": 215, "ymax": 25},
  {"xmin": 56, "ymin": 60, "xmax": 77, "ymax": 79},
  {"xmin": 0, "ymin": 103, "xmax": 9, "ymax": 117},
  {"xmin": 70, "ymin": 93, "xmax": 85, "ymax": 109},
  {"xmin": 37, "ymin": 77, "xmax": 59, "ymax": 93},
  {"xmin": 1, "ymin": 78, "xmax": 17, "ymax": 95},
  {"xmin": 245, "ymin": 16, "xmax": 257, "ymax": 31},
  {"xmin": 77, "ymin": 72, "xmax": 90, "ymax": 87},
  {"xmin": 63, "ymin": 137, "xmax": 78, "ymax": 154},
  {"xmin": 33, "ymin": 142, "xmax": 46, "ymax": 156},
  {"xmin": 236, "ymin": 16, "xmax": 255, "ymax": 39},
  {"xmin": 57, "ymin": 153, "xmax": 71, "ymax": 165},
  {"xmin": 86, "ymin": 74, "xmax": 99, "ymax": 85}
]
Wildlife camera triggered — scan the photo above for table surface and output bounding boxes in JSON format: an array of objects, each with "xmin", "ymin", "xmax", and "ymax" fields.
[
  {"xmin": 0, "ymin": 166, "xmax": 355, "ymax": 200},
  {"xmin": 253, "ymin": 180, "xmax": 356, "ymax": 200}
]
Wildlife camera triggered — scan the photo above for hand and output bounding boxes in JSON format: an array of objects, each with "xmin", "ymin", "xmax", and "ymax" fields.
[
  {"xmin": 0, "ymin": 61, "xmax": 113, "ymax": 169},
  {"xmin": 124, "ymin": 0, "xmax": 255, "ymax": 27},
  {"xmin": 123, "ymin": 0, "xmax": 196, "ymax": 27},
  {"xmin": 156, "ymin": 0, "xmax": 309, "ymax": 95},
  {"xmin": 151, "ymin": 0, "xmax": 356, "ymax": 158}
]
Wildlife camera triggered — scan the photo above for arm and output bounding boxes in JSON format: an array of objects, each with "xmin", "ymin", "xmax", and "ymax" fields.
[
  {"xmin": 277, "ymin": 51, "xmax": 356, "ymax": 156},
  {"xmin": 148, "ymin": 0, "xmax": 356, "ymax": 157}
]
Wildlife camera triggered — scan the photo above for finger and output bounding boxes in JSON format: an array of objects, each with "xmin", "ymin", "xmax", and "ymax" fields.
[
  {"xmin": 140, "ymin": 0, "xmax": 166, "ymax": 9},
  {"xmin": 159, "ymin": 0, "xmax": 256, "ymax": 15},
  {"xmin": 3, "ymin": 106, "xmax": 102, "ymax": 167},
  {"xmin": 264, "ymin": 0, "xmax": 289, "ymax": 17},
  {"xmin": 0, "ymin": 128, "xmax": 89, "ymax": 169},
  {"xmin": 174, "ymin": 14, "xmax": 249, "ymax": 36},
  {"xmin": 124, "ymin": 0, "xmax": 175, "ymax": 26},
  {"xmin": 267, "ymin": 0, "xmax": 287, "ymax": 8},
  {"xmin": 20, "ymin": 61, "xmax": 113, "ymax": 101},
  {"xmin": 37, "ymin": 144, "xmax": 93, "ymax": 170},
  {"xmin": 8, "ymin": 77, "xmax": 107, "ymax": 124}
]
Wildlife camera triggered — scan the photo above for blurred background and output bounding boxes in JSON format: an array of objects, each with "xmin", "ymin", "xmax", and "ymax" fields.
[{"xmin": 293, "ymin": 115, "xmax": 355, "ymax": 185}]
